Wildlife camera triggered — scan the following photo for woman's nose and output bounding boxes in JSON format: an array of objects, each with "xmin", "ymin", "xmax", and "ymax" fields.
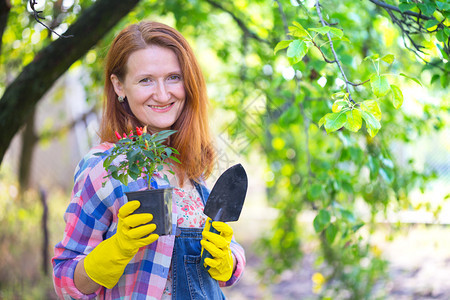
[{"xmin": 154, "ymin": 81, "xmax": 170, "ymax": 102}]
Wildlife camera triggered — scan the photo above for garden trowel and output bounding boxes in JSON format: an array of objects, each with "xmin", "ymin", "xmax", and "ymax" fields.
[{"xmin": 201, "ymin": 163, "xmax": 248, "ymax": 268}]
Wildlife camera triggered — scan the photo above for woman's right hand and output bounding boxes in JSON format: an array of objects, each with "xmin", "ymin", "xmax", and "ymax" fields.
[
  {"xmin": 114, "ymin": 200, "xmax": 159, "ymax": 255},
  {"xmin": 81, "ymin": 201, "xmax": 159, "ymax": 290}
]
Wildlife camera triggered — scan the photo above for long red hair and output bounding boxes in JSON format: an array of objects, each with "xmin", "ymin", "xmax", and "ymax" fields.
[{"xmin": 99, "ymin": 21, "xmax": 215, "ymax": 182}]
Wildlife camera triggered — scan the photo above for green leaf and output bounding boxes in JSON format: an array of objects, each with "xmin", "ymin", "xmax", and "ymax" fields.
[
  {"xmin": 361, "ymin": 100, "xmax": 381, "ymax": 120},
  {"xmin": 390, "ymin": 84, "xmax": 404, "ymax": 109},
  {"xmin": 400, "ymin": 73, "xmax": 422, "ymax": 86},
  {"xmin": 362, "ymin": 110, "xmax": 381, "ymax": 137},
  {"xmin": 286, "ymin": 39, "xmax": 309, "ymax": 64},
  {"xmin": 425, "ymin": 19, "xmax": 439, "ymax": 29},
  {"xmin": 318, "ymin": 115, "xmax": 326, "ymax": 128},
  {"xmin": 399, "ymin": 3, "xmax": 416, "ymax": 12},
  {"xmin": 344, "ymin": 109, "xmax": 362, "ymax": 132},
  {"xmin": 363, "ymin": 54, "xmax": 379, "ymax": 61},
  {"xmin": 332, "ymin": 99, "xmax": 348, "ymax": 112},
  {"xmin": 325, "ymin": 223, "xmax": 337, "ymax": 244},
  {"xmin": 436, "ymin": 1, "xmax": 450, "ymax": 10},
  {"xmin": 324, "ymin": 112, "xmax": 347, "ymax": 133},
  {"xmin": 170, "ymin": 156, "xmax": 181, "ymax": 164},
  {"xmin": 370, "ymin": 74, "xmax": 390, "ymax": 97},
  {"xmin": 309, "ymin": 26, "xmax": 344, "ymax": 39},
  {"xmin": 436, "ymin": 30, "xmax": 446, "ymax": 43},
  {"xmin": 274, "ymin": 40, "xmax": 293, "ymax": 54},
  {"xmin": 313, "ymin": 209, "xmax": 331, "ymax": 233},
  {"xmin": 340, "ymin": 209, "xmax": 355, "ymax": 223},
  {"xmin": 93, "ymin": 152, "xmax": 108, "ymax": 157},
  {"xmin": 381, "ymin": 54, "xmax": 395, "ymax": 64},
  {"xmin": 417, "ymin": 3, "xmax": 435, "ymax": 16},
  {"xmin": 289, "ymin": 21, "xmax": 309, "ymax": 38},
  {"xmin": 308, "ymin": 184, "xmax": 324, "ymax": 199},
  {"xmin": 329, "ymin": 27, "xmax": 344, "ymax": 39}
]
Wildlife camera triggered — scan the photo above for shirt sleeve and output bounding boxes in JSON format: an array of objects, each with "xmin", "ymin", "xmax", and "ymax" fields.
[
  {"xmin": 52, "ymin": 144, "xmax": 122, "ymax": 299},
  {"xmin": 219, "ymin": 237, "xmax": 246, "ymax": 287}
]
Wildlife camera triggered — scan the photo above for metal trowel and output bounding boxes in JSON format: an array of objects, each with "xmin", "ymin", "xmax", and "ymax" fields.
[{"xmin": 201, "ymin": 163, "xmax": 248, "ymax": 268}]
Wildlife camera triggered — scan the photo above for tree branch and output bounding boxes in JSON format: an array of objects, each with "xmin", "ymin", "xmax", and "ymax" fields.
[
  {"xmin": 315, "ymin": 0, "xmax": 356, "ymax": 103},
  {"xmin": 29, "ymin": 0, "xmax": 73, "ymax": 38},
  {"xmin": 0, "ymin": 0, "xmax": 142, "ymax": 164},
  {"xmin": 204, "ymin": 0, "xmax": 270, "ymax": 45},
  {"xmin": 368, "ymin": 0, "xmax": 434, "ymax": 21}
]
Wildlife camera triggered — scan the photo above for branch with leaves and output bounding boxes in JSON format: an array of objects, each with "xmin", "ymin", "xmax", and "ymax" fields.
[
  {"xmin": 368, "ymin": 0, "xmax": 450, "ymax": 70},
  {"xmin": 274, "ymin": 0, "xmax": 423, "ymax": 138}
]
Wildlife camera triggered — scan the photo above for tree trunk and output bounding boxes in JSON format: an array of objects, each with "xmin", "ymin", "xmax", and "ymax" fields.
[
  {"xmin": 18, "ymin": 108, "xmax": 38, "ymax": 193},
  {"xmin": 0, "ymin": 0, "xmax": 141, "ymax": 165}
]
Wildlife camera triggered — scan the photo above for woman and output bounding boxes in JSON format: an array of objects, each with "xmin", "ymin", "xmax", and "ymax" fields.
[{"xmin": 52, "ymin": 21, "xmax": 246, "ymax": 299}]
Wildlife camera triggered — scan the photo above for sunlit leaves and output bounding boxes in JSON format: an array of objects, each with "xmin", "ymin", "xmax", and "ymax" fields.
[
  {"xmin": 321, "ymin": 111, "xmax": 347, "ymax": 133},
  {"xmin": 274, "ymin": 40, "xmax": 293, "ymax": 54},
  {"xmin": 344, "ymin": 109, "xmax": 362, "ymax": 132},
  {"xmin": 309, "ymin": 26, "xmax": 344, "ymax": 39},
  {"xmin": 370, "ymin": 74, "xmax": 390, "ymax": 97},
  {"xmin": 390, "ymin": 84, "xmax": 403, "ymax": 109},
  {"xmin": 286, "ymin": 39, "xmax": 309, "ymax": 64}
]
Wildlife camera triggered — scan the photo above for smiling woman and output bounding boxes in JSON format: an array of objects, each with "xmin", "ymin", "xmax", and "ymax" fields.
[{"xmin": 51, "ymin": 21, "xmax": 246, "ymax": 300}]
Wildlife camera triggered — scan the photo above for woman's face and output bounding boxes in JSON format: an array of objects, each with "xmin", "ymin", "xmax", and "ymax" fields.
[{"xmin": 111, "ymin": 45, "xmax": 186, "ymax": 133}]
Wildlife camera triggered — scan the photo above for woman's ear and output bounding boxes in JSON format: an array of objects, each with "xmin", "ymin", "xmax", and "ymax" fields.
[{"xmin": 110, "ymin": 74, "xmax": 125, "ymax": 98}]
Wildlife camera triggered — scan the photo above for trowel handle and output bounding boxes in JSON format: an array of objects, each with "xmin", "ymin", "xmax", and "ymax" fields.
[{"xmin": 201, "ymin": 221, "xmax": 220, "ymax": 271}]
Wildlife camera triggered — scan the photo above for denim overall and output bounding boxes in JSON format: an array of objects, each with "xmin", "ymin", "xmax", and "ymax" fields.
[{"xmin": 170, "ymin": 182, "xmax": 226, "ymax": 299}]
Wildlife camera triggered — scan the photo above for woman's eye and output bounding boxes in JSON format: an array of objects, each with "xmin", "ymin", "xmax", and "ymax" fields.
[
  {"xmin": 139, "ymin": 78, "xmax": 152, "ymax": 84},
  {"xmin": 169, "ymin": 75, "xmax": 181, "ymax": 81}
]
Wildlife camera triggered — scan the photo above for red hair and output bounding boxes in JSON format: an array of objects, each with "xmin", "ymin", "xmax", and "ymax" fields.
[{"xmin": 99, "ymin": 21, "xmax": 215, "ymax": 182}]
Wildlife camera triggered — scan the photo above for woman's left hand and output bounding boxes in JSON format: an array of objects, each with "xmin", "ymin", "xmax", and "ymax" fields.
[{"xmin": 200, "ymin": 219, "xmax": 234, "ymax": 282}]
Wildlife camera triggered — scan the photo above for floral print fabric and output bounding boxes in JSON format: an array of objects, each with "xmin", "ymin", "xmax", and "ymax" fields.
[{"xmin": 162, "ymin": 187, "xmax": 207, "ymax": 298}]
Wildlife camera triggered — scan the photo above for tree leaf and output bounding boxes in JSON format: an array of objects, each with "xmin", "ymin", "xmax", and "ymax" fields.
[
  {"xmin": 324, "ymin": 112, "xmax": 347, "ymax": 133},
  {"xmin": 325, "ymin": 223, "xmax": 337, "ymax": 244},
  {"xmin": 363, "ymin": 53, "xmax": 379, "ymax": 61},
  {"xmin": 344, "ymin": 109, "xmax": 362, "ymax": 132},
  {"xmin": 399, "ymin": 3, "xmax": 416, "ymax": 12},
  {"xmin": 361, "ymin": 110, "xmax": 381, "ymax": 137},
  {"xmin": 329, "ymin": 27, "xmax": 344, "ymax": 39},
  {"xmin": 360, "ymin": 100, "xmax": 381, "ymax": 121},
  {"xmin": 289, "ymin": 21, "xmax": 309, "ymax": 38},
  {"xmin": 390, "ymin": 84, "xmax": 403, "ymax": 109},
  {"xmin": 318, "ymin": 114, "xmax": 327, "ymax": 128},
  {"xmin": 332, "ymin": 99, "xmax": 348, "ymax": 113},
  {"xmin": 309, "ymin": 26, "xmax": 344, "ymax": 39},
  {"xmin": 274, "ymin": 40, "xmax": 293, "ymax": 54},
  {"xmin": 381, "ymin": 54, "xmax": 395, "ymax": 64},
  {"xmin": 370, "ymin": 74, "xmax": 390, "ymax": 97},
  {"xmin": 313, "ymin": 209, "xmax": 331, "ymax": 233},
  {"xmin": 286, "ymin": 39, "xmax": 309, "ymax": 64},
  {"xmin": 400, "ymin": 73, "xmax": 422, "ymax": 86}
]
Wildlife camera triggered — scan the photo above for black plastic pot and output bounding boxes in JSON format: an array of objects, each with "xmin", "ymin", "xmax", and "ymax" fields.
[{"xmin": 125, "ymin": 188, "xmax": 173, "ymax": 236}]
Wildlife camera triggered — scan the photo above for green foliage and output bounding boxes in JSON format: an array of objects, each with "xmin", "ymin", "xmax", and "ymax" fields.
[
  {"xmin": 94, "ymin": 128, "xmax": 179, "ymax": 188},
  {"xmin": 1, "ymin": 0, "xmax": 448, "ymax": 298}
]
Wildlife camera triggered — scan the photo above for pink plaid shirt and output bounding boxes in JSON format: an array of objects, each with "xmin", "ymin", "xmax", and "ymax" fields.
[{"xmin": 52, "ymin": 143, "xmax": 246, "ymax": 299}]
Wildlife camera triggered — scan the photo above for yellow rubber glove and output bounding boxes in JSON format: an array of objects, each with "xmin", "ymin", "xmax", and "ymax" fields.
[
  {"xmin": 84, "ymin": 200, "xmax": 159, "ymax": 289},
  {"xmin": 200, "ymin": 218, "xmax": 234, "ymax": 282}
]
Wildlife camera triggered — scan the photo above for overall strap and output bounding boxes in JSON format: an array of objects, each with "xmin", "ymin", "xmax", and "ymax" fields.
[{"xmin": 193, "ymin": 180, "xmax": 210, "ymax": 206}]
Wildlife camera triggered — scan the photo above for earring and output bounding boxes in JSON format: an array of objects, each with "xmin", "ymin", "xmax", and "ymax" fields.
[{"xmin": 118, "ymin": 96, "xmax": 124, "ymax": 103}]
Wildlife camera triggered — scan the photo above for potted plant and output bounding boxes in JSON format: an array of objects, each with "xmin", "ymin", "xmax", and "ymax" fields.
[{"xmin": 94, "ymin": 126, "xmax": 180, "ymax": 236}]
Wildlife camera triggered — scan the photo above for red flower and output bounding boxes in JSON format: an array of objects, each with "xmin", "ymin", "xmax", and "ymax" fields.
[
  {"xmin": 115, "ymin": 131, "xmax": 122, "ymax": 140},
  {"xmin": 136, "ymin": 127, "xmax": 143, "ymax": 136}
]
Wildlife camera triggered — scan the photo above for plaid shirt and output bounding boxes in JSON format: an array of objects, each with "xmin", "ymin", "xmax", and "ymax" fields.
[{"xmin": 52, "ymin": 143, "xmax": 246, "ymax": 299}]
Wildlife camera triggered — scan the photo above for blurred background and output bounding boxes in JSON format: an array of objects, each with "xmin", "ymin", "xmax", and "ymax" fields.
[{"xmin": 0, "ymin": 0, "xmax": 449, "ymax": 299}]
